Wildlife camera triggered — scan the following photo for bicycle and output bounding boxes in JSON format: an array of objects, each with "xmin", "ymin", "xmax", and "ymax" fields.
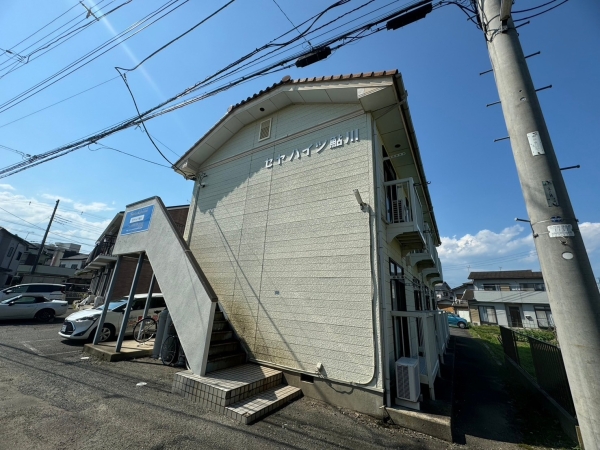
[
  {"xmin": 132, "ymin": 309, "xmax": 162, "ymax": 343},
  {"xmin": 161, "ymin": 334, "xmax": 188, "ymax": 368}
]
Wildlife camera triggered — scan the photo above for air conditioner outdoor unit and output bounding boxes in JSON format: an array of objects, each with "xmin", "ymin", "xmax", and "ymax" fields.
[{"xmin": 395, "ymin": 357, "xmax": 420, "ymax": 402}]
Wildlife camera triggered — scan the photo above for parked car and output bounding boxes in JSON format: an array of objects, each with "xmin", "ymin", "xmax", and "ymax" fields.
[
  {"xmin": 59, "ymin": 293, "xmax": 166, "ymax": 342},
  {"xmin": 0, "ymin": 294, "xmax": 68, "ymax": 322},
  {"xmin": 447, "ymin": 313, "xmax": 468, "ymax": 329},
  {"xmin": 0, "ymin": 283, "xmax": 65, "ymax": 302}
]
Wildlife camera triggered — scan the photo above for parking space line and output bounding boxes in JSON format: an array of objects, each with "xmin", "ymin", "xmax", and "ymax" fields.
[
  {"xmin": 22, "ymin": 343, "xmax": 42, "ymax": 355},
  {"xmin": 43, "ymin": 350, "xmax": 82, "ymax": 356}
]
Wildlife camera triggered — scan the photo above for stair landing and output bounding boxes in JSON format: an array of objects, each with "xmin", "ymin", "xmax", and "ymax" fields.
[{"xmin": 172, "ymin": 364, "xmax": 301, "ymax": 424}]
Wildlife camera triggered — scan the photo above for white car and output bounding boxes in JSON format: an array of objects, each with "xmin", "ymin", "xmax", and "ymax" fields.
[
  {"xmin": 0, "ymin": 294, "xmax": 68, "ymax": 322},
  {"xmin": 59, "ymin": 293, "xmax": 166, "ymax": 342},
  {"xmin": 0, "ymin": 283, "xmax": 65, "ymax": 302}
]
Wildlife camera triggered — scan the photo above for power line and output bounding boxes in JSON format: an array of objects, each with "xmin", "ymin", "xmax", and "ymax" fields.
[
  {"xmin": 0, "ymin": 0, "xmax": 187, "ymax": 113},
  {"xmin": 0, "ymin": 0, "xmax": 374, "ymax": 130},
  {"xmin": 0, "ymin": 76, "xmax": 120, "ymax": 129},
  {"xmin": 117, "ymin": 0, "xmax": 237, "ymax": 73},
  {"xmin": 271, "ymin": 0, "xmax": 312, "ymax": 46},
  {"xmin": 0, "ymin": 197, "xmax": 114, "ymax": 221},
  {"xmin": 88, "ymin": 144, "xmax": 172, "ymax": 168},
  {"xmin": 0, "ymin": 0, "xmax": 115, "ymax": 75},
  {"xmin": 513, "ymin": 0, "xmax": 570, "ymax": 22},
  {"xmin": 0, "ymin": 1, "xmax": 82, "ymax": 60},
  {"xmin": 0, "ymin": 0, "xmax": 432, "ymax": 178},
  {"xmin": 0, "ymin": 205, "xmax": 97, "ymax": 244}
]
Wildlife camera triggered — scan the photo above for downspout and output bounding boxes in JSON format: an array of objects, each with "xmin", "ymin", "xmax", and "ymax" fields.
[{"xmin": 372, "ymin": 116, "xmax": 392, "ymax": 408}]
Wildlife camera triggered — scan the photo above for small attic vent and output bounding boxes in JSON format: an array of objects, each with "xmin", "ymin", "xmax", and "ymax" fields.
[{"xmin": 258, "ymin": 118, "xmax": 271, "ymax": 141}]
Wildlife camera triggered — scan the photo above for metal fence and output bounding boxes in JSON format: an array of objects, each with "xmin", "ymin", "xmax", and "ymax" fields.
[{"xmin": 499, "ymin": 326, "xmax": 575, "ymax": 417}]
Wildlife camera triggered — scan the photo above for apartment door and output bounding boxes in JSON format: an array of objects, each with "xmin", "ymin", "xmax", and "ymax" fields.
[{"xmin": 508, "ymin": 306, "xmax": 523, "ymax": 328}]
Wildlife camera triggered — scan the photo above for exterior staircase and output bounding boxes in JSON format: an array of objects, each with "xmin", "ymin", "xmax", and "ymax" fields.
[{"xmin": 173, "ymin": 304, "xmax": 302, "ymax": 424}]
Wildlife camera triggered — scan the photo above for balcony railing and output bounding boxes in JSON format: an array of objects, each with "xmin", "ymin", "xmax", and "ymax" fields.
[
  {"xmin": 84, "ymin": 235, "xmax": 117, "ymax": 267},
  {"xmin": 384, "ymin": 178, "xmax": 425, "ymax": 249},
  {"xmin": 390, "ymin": 309, "xmax": 450, "ymax": 402}
]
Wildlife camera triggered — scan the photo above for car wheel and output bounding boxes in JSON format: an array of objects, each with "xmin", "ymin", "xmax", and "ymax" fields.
[
  {"xmin": 95, "ymin": 324, "xmax": 115, "ymax": 342},
  {"xmin": 458, "ymin": 322, "xmax": 466, "ymax": 329},
  {"xmin": 36, "ymin": 309, "xmax": 55, "ymax": 323}
]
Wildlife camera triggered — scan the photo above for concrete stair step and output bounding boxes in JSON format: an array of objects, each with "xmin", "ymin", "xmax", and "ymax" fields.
[
  {"xmin": 208, "ymin": 340, "xmax": 239, "ymax": 355},
  {"xmin": 226, "ymin": 385, "xmax": 302, "ymax": 424},
  {"xmin": 211, "ymin": 330, "xmax": 233, "ymax": 341},
  {"xmin": 211, "ymin": 320, "xmax": 229, "ymax": 332},
  {"xmin": 206, "ymin": 351, "xmax": 246, "ymax": 372},
  {"xmin": 214, "ymin": 311, "xmax": 225, "ymax": 321},
  {"xmin": 172, "ymin": 364, "xmax": 283, "ymax": 407}
]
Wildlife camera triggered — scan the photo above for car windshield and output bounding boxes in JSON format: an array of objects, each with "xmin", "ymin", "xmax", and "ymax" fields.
[{"xmin": 97, "ymin": 300, "xmax": 127, "ymax": 311}]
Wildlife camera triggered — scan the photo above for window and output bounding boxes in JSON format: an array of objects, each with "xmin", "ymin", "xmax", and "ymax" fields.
[
  {"xmin": 390, "ymin": 259, "xmax": 409, "ymax": 358},
  {"xmin": 413, "ymin": 277, "xmax": 422, "ymax": 311},
  {"xmin": 71, "ymin": 264, "xmax": 78, "ymax": 269},
  {"xmin": 6, "ymin": 247, "xmax": 14, "ymax": 257},
  {"xmin": 15, "ymin": 251, "xmax": 22, "ymax": 261},
  {"xmin": 12, "ymin": 296, "xmax": 37, "ymax": 304},
  {"xmin": 258, "ymin": 118, "xmax": 271, "ymax": 141},
  {"xmin": 479, "ymin": 306, "xmax": 498, "ymax": 324},
  {"xmin": 520, "ymin": 283, "xmax": 546, "ymax": 291},
  {"xmin": 534, "ymin": 306, "xmax": 554, "ymax": 328}
]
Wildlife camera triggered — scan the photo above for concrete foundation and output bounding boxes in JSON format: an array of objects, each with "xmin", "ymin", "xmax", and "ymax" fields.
[
  {"xmin": 386, "ymin": 406, "xmax": 452, "ymax": 442},
  {"xmin": 83, "ymin": 339, "xmax": 153, "ymax": 362}
]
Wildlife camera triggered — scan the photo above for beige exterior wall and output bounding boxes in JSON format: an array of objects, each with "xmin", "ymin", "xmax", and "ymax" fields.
[{"xmin": 186, "ymin": 104, "xmax": 382, "ymax": 387}]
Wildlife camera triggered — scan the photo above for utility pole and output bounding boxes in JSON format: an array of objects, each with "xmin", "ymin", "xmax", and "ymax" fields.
[
  {"xmin": 474, "ymin": 0, "xmax": 600, "ymax": 447},
  {"xmin": 30, "ymin": 199, "xmax": 59, "ymax": 275}
]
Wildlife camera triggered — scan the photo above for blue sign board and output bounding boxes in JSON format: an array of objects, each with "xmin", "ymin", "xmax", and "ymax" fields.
[{"xmin": 121, "ymin": 205, "xmax": 155, "ymax": 235}]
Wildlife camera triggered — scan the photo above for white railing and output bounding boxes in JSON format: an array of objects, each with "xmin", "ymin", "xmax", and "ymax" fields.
[
  {"xmin": 391, "ymin": 309, "xmax": 450, "ymax": 402},
  {"xmin": 384, "ymin": 178, "xmax": 425, "ymax": 233}
]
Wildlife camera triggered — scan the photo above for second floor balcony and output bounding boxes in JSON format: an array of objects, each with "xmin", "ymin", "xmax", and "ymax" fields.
[
  {"xmin": 84, "ymin": 235, "xmax": 117, "ymax": 271},
  {"xmin": 384, "ymin": 177, "xmax": 426, "ymax": 250}
]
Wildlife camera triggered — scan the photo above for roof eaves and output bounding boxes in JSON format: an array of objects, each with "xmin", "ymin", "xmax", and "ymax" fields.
[{"xmin": 174, "ymin": 70, "xmax": 399, "ymax": 170}]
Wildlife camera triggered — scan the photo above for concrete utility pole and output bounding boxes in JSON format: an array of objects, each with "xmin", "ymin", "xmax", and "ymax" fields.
[
  {"xmin": 475, "ymin": 0, "xmax": 600, "ymax": 447},
  {"xmin": 30, "ymin": 199, "xmax": 59, "ymax": 274}
]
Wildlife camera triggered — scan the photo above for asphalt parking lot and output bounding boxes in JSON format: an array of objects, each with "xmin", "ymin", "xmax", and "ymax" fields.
[{"xmin": 0, "ymin": 307, "xmax": 460, "ymax": 450}]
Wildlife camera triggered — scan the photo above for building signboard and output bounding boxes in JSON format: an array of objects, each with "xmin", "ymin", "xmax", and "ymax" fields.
[{"xmin": 121, "ymin": 205, "xmax": 155, "ymax": 235}]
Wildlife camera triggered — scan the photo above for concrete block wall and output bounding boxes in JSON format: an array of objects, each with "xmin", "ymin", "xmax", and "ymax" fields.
[{"xmin": 187, "ymin": 104, "xmax": 380, "ymax": 387}]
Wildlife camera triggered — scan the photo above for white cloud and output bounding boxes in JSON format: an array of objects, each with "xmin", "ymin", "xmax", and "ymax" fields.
[
  {"xmin": 0, "ymin": 184, "xmax": 15, "ymax": 191},
  {"xmin": 73, "ymin": 201, "xmax": 114, "ymax": 213},
  {"xmin": 580, "ymin": 222, "xmax": 600, "ymax": 253},
  {"xmin": 41, "ymin": 193, "xmax": 73, "ymax": 203},
  {"xmin": 0, "ymin": 188, "xmax": 112, "ymax": 253},
  {"xmin": 439, "ymin": 223, "xmax": 600, "ymax": 286}
]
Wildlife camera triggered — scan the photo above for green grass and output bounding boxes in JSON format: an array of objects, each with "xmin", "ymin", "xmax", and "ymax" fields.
[
  {"xmin": 469, "ymin": 325, "xmax": 578, "ymax": 448},
  {"xmin": 468, "ymin": 326, "xmax": 537, "ymax": 378}
]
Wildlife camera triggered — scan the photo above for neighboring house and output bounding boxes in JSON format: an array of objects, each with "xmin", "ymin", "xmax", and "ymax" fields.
[
  {"xmin": 450, "ymin": 282, "xmax": 472, "ymax": 322},
  {"xmin": 165, "ymin": 70, "xmax": 446, "ymax": 414},
  {"xmin": 13, "ymin": 242, "xmax": 91, "ymax": 286},
  {"xmin": 464, "ymin": 270, "xmax": 553, "ymax": 329},
  {"xmin": 59, "ymin": 254, "xmax": 88, "ymax": 270},
  {"xmin": 435, "ymin": 282, "xmax": 454, "ymax": 313},
  {"xmin": 0, "ymin": 228, "xmax": 30, "ymax": 287},
  {"xmin": 77, "ymin": 205, "xmax": 189, "ymax": 300}
]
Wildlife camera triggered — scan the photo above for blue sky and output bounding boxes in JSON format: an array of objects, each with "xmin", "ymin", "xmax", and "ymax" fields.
[{"xmin": 0, "ymin": 0, "xmax": 598, "ymax": 286}]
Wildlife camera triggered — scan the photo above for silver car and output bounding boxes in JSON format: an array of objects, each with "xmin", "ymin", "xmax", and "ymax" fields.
[{"xmin": 0, "ymin": 294, "xmax": 68, "ymax": 322}]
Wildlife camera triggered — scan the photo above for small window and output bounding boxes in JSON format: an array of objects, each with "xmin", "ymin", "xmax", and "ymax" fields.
[
  {"xmin": 7, "ymin": 247, "xmax": 14, "ymax": 257},
  {"xmin": 15, "ymin": 251, "xmax": 22, "ymax": 261},
  {"xmin": 479, "ymin": 306, "xmax": 498, "ymax": 324},
  {"xmin": 13, "ymin": 296, "xmax": 37, "ymax": 304},
  {"xmin": 71, "ymin": 264, "xmax": 78, "ymax": 269},
  {"xmin": 258, "ymin": 118, "xmax": 271, "ymax": 141}
]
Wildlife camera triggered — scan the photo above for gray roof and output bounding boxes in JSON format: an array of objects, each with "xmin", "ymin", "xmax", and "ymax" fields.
[{"xmin": 468, "ymin": 270, "xmax": 543, "ymax": 280}]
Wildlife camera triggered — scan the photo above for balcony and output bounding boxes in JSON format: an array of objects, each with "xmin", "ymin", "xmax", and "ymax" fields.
[
  {"xmin": 407, "ymin": 225, "xmax": 436, "ymax": 271},
  {"xmin": 390, "ymin": 310, "xmax": 450, "ymax": 404},
  {"xmin": 83, "ymin": 235, "xmax": 117, "ymax": 271},
  {"xmin": 384, "ymin": 178, "xmax": 425, "ymax": 250}
]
